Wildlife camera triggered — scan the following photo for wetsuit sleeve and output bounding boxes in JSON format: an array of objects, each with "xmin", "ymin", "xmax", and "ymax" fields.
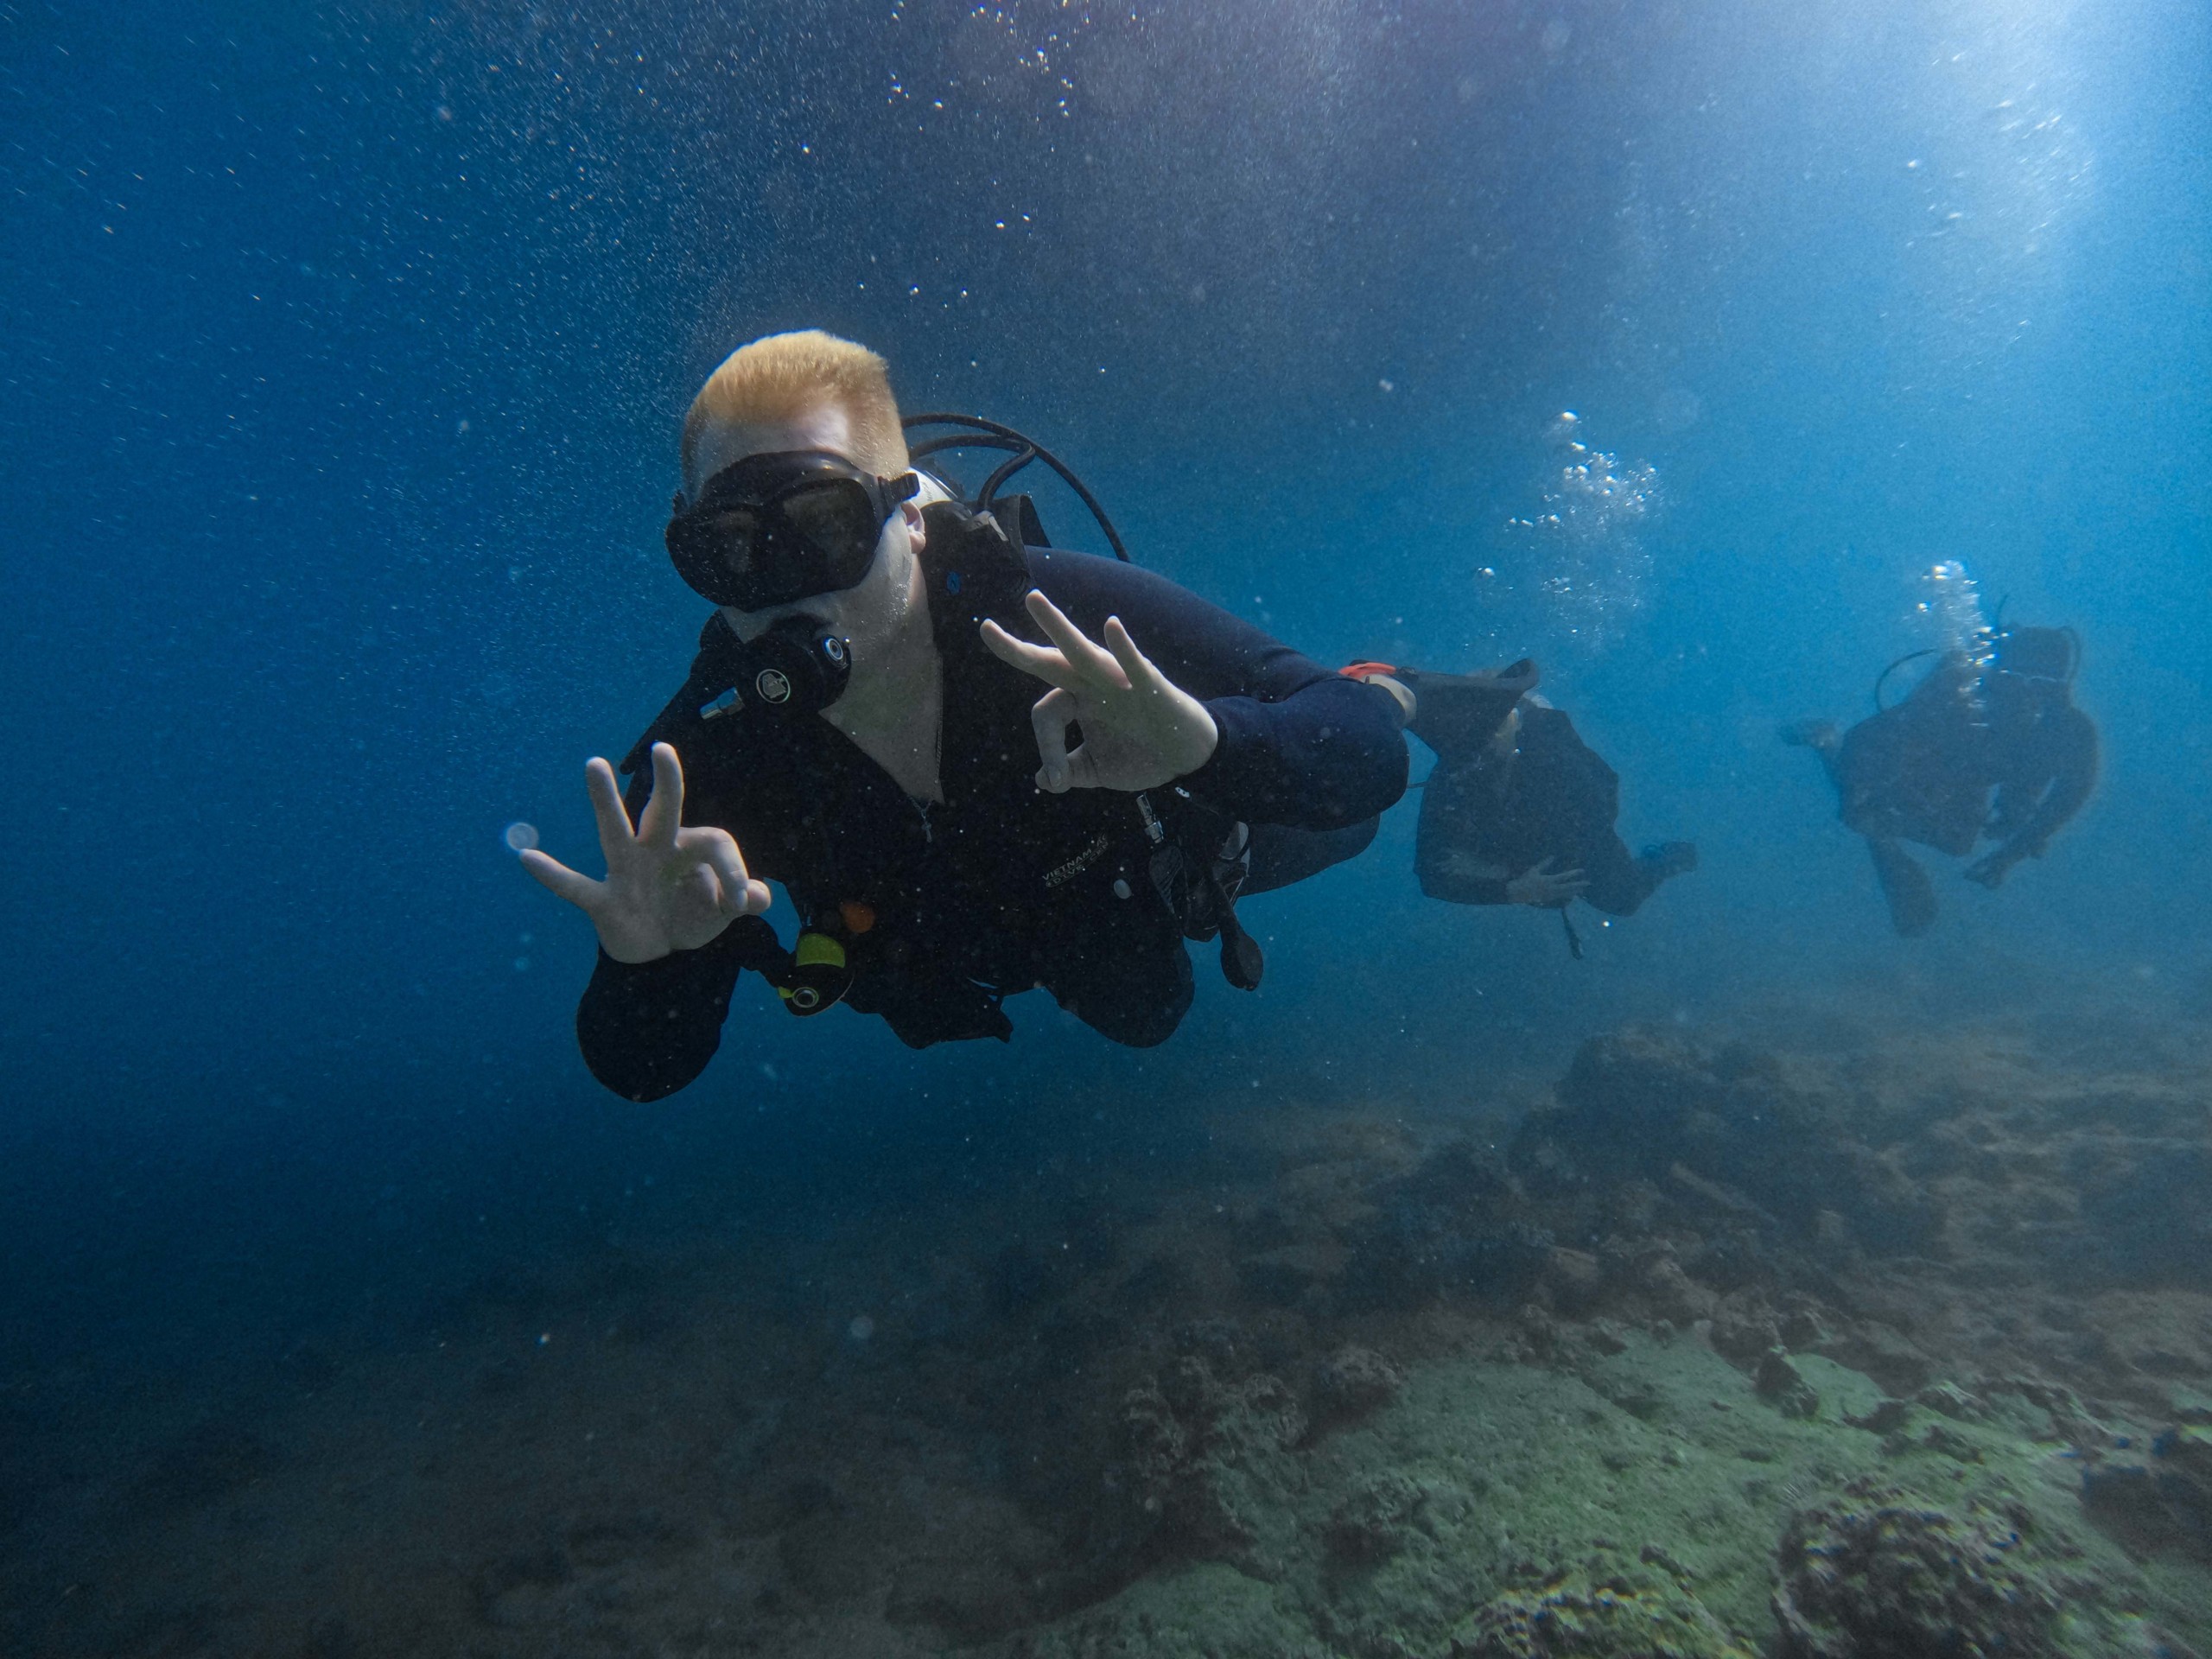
[
  {"xmin": 572, "ymin": 711, "xmax": 783, "ymax": 1102},
  {"xmin": 576, "ymin": 922, "xmax": 768, "ymax": 1102},
  {"xmin": 1416, "ymin": 858, "xmax": 1512, "ymax": 907},
  {"xmin": 1995, "ymin": 705, "xmax": 2099, "ymax": 861},
  {"xmin": 1025, "ymin": 550, "xmax": 1408, "ymax": 829}
]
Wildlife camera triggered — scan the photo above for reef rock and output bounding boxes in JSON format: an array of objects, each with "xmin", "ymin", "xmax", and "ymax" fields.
[
  {"xmin": 2082, "ymin": 1423, "xmax": 2212, "ymax": 1561},
  {"xmin": 1339, "ymin": 1141, "xmax": 1554, "ymax": 1313},
  {"xmin": 1323, "ymin": 1470, "xmax": 1427, "ymax": 1564},
  {"xmin": 1121, "ymin": 1355, "xmax": 1305, "ymax": 1574},
  {"xmin": 1755, "ymin": 1348, "xmax": 1821, "ymax": 1420},
  {"xmin": 1450, "ymin": 1565, "xmax": 1752, "ymax": 1658},
  {"xmin": 1310, "ymin": 1344, "xmax": 1405, "ymax": 1428},
  {"xmin": 1510, "ymin": 1030, "xmax": 1937, "ymax": 1256},
  {"xmin": 1773, "ymin": 1479, "xmax": 2064, "ymax": 1658}
]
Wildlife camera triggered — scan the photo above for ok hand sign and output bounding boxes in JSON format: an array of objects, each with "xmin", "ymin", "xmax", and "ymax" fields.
[
  {"xmin": 980, "ymin": 590, "xmax": 1219, "ymax": 794},
  {"xmin": 519, "ymin": 742, "xmax": 770, "ymax": 963}
]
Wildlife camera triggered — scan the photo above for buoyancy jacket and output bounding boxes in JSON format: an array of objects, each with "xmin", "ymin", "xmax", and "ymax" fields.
[
  {"xmin": 575, "ymin": 501, "xmax": 1408, "ymax": 1100},
  {"xmin": 1413, "ymin": 705, "xmax": 1628, "ymax": 907},
  {"xmin": 1835, "ymin": 654, "xmax": 2098, "ymax": 860}
]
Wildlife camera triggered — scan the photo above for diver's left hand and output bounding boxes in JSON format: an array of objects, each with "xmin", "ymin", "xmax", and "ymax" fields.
[
  {"xmin": 980, "ymin": 590, "xmax": 1219, "ymax": 793},
  {"xmin": 1505, "ymin": 856, "xmax": 1591, "ymax": 907},
  {"xmin": 1963, "ymin": 849, "xmax": 2016, "ymax": 889}
]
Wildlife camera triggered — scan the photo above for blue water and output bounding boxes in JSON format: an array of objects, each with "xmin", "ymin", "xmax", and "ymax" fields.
[{"xmin": 3, "ymin": 0, "xmax": 2209, "ymax": 1643}]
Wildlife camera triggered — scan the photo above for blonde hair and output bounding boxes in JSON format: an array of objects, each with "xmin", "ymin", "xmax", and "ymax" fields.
[{"xmin": 681, "ymin": 329, "xmax": 910, "ymax": 488}]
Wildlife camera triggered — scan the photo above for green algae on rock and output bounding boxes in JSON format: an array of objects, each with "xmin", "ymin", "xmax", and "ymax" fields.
[
  {"xmin": 1772, "ymin": 1479, "xmax": 2081, "ymax": 1658},
  {"xmin": 1123, "ymin": 1354, "xmax": 1309, "ymax": 1576},
  {"xmin": 1005, "ymin": 1330, "xmax": 2201, "ymax": 1659},
  {"xmin": 1450, "ymin": 1564, "xmax": 1754, "ymax": 1659}
]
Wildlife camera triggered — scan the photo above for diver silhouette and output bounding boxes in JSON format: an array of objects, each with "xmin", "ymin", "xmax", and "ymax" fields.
[
  {"xmin": 1781, "ymin": 625, "xmax": 2097, "ymax": 936},
  {"xmin": 1347, "ymin": 658, "xmax": 1696, "ymax": 953}
]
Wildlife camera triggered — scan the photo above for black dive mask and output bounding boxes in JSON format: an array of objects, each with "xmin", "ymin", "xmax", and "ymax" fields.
[
  {"xmin": 720, "ymin": 614, "xmax": 853, "ymax": 717},
  {"xmin": 665, "ymin": 449, "xmax": 918, "ymax": 611}
]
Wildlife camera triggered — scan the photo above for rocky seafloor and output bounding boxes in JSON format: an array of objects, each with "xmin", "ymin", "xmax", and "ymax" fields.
[{"xmin": 5, "ymin": 995, "xmax": 2211, "ymax": 1657}]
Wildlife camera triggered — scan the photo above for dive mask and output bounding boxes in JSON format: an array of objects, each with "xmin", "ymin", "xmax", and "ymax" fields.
[{"xmin": 665, "ymin": 449, "xmax": 919, "ymax": 611}]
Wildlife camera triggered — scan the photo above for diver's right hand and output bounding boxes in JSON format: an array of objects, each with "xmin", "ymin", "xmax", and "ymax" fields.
[
  {"xmin": 1505, "ymin": 857, "xmax": 1589, "ymax": 907},
  {"xmin": 519, "ymin": 742, "xmax": 770, "ymax": 963}
]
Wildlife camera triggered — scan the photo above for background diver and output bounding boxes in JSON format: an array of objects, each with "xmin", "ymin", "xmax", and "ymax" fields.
[
  {"xmin": 1780, "ymin": 624, "xmax": 2098, "ymax": 937},
  {"xmin": 1348, "ymin": 658, "xmax": 1698, "ymax": 951},
  {"xmin": 519, "ymin": 329, "xmax": 1410, "ymax": 1100}
]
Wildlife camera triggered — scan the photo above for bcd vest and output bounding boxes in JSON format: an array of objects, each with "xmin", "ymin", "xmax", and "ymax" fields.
[{"xmin": 617, "ymin": 499, "xmax": 1260, "ymax": 1047}]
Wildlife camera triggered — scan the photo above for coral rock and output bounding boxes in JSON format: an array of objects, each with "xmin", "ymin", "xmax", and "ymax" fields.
[
  {"xmin": 1756, "ymin": 1348, "xmax": 1821, "ymax": 1420},
  {"xmin": 1121, "ymin": 1357, "xmax": 1305, "ymax": 1573},
  {"xmin": 1915, "ymin": 1382, "xmax": 1991, "ymax": 1422},
  {"xmin": 1324, "ymin": 1471, "xmax": 1427, "ymax": 1564},
  {"xmin": 1774, "ymin": 1479, "xmax": 2063, "ymax": 1658},
  {"xmin": 1451, "ymin": 1566, "xmax": 1753, "ymax": 1658},
  {"xmin": 1312, "ymin": 1344, "xmax": 1405, "ymax": 1426},
  {"xmin": 1542, "ymin": 1246, "xmax": 1605, "ymax": 1313},
  {"xmin": 1710, "ymin": 1297, "xmax": 1783, "ymax": 1363},
  {"xmin": 2082, "ymin": 1425, "xmax": 2212, "ymax": 1560}
]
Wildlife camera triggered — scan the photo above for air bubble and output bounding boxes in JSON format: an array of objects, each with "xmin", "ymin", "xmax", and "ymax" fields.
[
  {"xmin": 1914, "ymin": 561, "xmax": 1998, "ymax": 715},
  {"xmin": 1499, "ymin": 414, "xmax": 1662, "ymax": 652},
  {"xmin": 1920, "ymin": 561, "xmax": 1996, "ymax": 669}
]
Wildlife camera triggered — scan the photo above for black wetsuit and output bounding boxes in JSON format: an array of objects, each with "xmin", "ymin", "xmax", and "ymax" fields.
[
  {"xmin": 576, "ymin": 501, "xmax": 1407, "ymax": 1101},
  {"xmin": 1834, "ymin": 657, "xmax": 2097, "ymax": 858},
  {"xmin": 1414, "ymin": 702, "xmax": 1666, "ymax": 917},
  {"xmin": 1824, "ymin": 653, "xmax": 2097, "ymax": 933}
]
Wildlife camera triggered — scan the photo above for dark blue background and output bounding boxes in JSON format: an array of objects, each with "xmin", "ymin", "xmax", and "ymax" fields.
[{"xmin": 3, "ymin": 0, "xmax": 2207, "ymax": 1376}]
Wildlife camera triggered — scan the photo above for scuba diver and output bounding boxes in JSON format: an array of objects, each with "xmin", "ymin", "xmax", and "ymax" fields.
[
  {"xmin": 1344, "ymin": 658, "xmax": 1697, "ymax": 952},
  {"xmin": 519, "ymin": 330, "xmax": 1408, "ymax": 1100},
  {"xmin": 1779, "ymin": 623, "xmax": 2097, "ymax": 937}
]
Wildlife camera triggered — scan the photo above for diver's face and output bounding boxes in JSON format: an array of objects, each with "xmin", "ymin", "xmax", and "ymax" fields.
[{"xmin": 691, "ymin": 404, "xmax": 927, "ymax": 669}]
